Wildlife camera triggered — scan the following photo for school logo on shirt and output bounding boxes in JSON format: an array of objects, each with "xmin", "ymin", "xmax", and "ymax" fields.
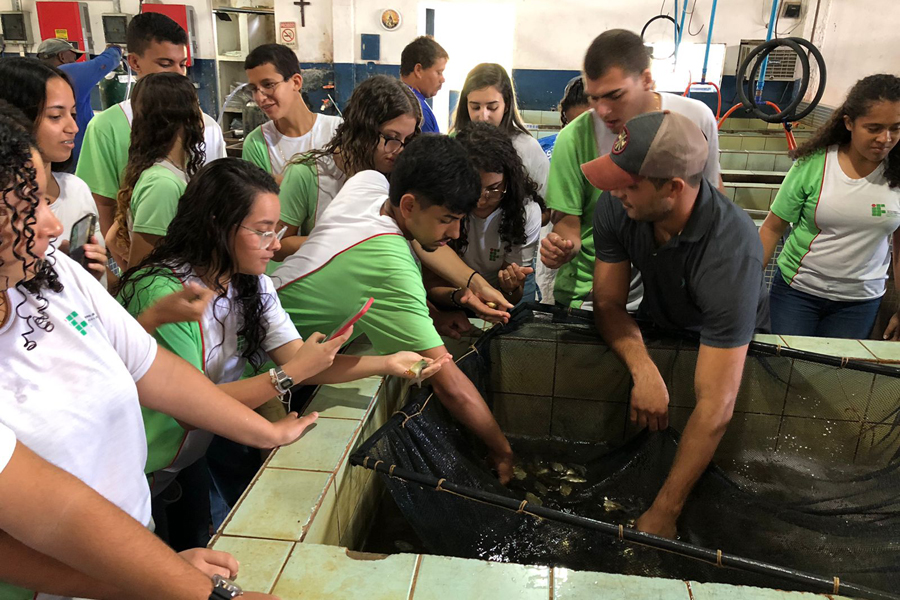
[
  {"xmin": 65, "ymin": 311, "xmax": 90, "ymax": 336},
  {"xmin": 612, "ymin": 128, "xmax": 629, "ymax": 154},
  {"xmin": 489, "ymin": 248, "xmax": 500, "ymax": 261}
]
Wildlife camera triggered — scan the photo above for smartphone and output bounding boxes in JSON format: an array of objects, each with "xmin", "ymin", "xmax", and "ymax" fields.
[
  {"xmin": 68, "ymin": 213, "xmax": 97, "ymax": 267},
  {"xmin": 327, "ymin": 297, "xmax": 374, "ymax": 341}
]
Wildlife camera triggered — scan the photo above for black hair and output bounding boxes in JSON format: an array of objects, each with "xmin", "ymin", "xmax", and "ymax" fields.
[
  {"xmin": 0, "ymin": 101, "xmax": 63, "ymax": 350},
  {"xmin": 453, "ymin": 122, "xmax": 543, "ymax": 255},
  {"xmin": 245, "ymin": 43, "xmax": 302, "ymax": 79},
  {"xmin": 400, "ymin": 36, "xmax": 449, "ymax": 77},
  {"xmin": 584, "ymin": 29, "xmax": 651, "ymax": 80},
  {"xmin": 297, "ymin": 75, "xmax": 421, "ymax": 176},
  {"xmin": 559, "ymin": 76, "xmax": 589, "ymax": 126},
  {"xmin": 113, "ymin": 72, "xmax": 205, "ymax": 255},
  {"xmin": 126, "ymin": 12, "xmax": 188, "ymax": 55},
  {"xmin": 389, "ymin": 135, "xmax": 480, "ymax": 215},
  {"xmin": 794, "ymin": 74, "xmax": 900, "ymax": 188},
  {"xmin": 0, "ymin": 57, "xmax": 77, "ymax": 172},
  {"xmin": 116, "ymin": 159, "xmax": 281, "ymax": 371},
  {"xmin": 452, "ymin": 63, "xmax": 529, "ymax": 136}
]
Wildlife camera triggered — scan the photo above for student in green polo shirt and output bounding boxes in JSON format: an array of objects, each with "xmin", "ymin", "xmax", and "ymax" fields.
[
  {"xmin": 242, "ymin": 43, "xmax": 342, "ymax": 181},
  {"xmin": 106, "ymin": 72, "xmax": 206, "ymax": 270},
  {"xmin": 75, "ymin": 12, "xmax": 225, "ymax": 238},
  {"xmin": 273, "ymin": 135, "xmax": 515, "ymax": 482},
  {"xmin": 540, "ymin": 30, "xmax": 721, "ymax": 310}
]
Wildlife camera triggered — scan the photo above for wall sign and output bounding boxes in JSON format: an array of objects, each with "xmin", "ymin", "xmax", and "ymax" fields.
[
  {"xmin": 280, "ymin": 21, "xmax": 298, "ymax": 48},
  {"xmin": 380, "ymin": 9, "xmax": 401, "ymax": 31}
]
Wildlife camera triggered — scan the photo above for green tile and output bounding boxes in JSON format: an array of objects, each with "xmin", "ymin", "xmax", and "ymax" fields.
[
  {"xmin": 734, "ymin": 186, "xmax": 773, "ymax": 211},
  {"xmin": 223, "ymin": 469, "xmax": 331, "ymax": 541},
  {"xmin": 554, "ymin": 567, "xmax": 689, "ymax": 599},
  {"xmin": 210, "ymin": 537, "xmax": 294, "ymax": 594},
  {"xmin": 747, "ymin": 152, "xmax": 776, "ymax": 171},
  {"xmin": 752, "ymin": 333, "xmax": 786, "ymax": 346},
  {"xmin": 688, "ymin": 580, "xmax": 823, "ymax": 599},
  {"xmin": 304, "ymin": 480, "xmax": 340, "ymax": 545},
  {"xmin": 719, "ymin": 152, "xmax": 748, "ymax": 171},
  {"xmin": 494, "ymin": 393, "xmax": 553, "ymax": 437},
  {"xmin": 272, "ymin": 544, "xmax": 417, "ymax": 599},
  {"xmin": 774, "ymin": 154, "xmax": 794, "ymax": 172},
  {"xmin": 764, "ymin": 137, "xmax": 789, "ymax": 151},
  {"xmin": 268, "ymin": 417, "xmax": 360, "ymax": 472},
  {"xmin": 741, "ymin": 137, "xmax": 766, "ymax": 151},
  {"xmin": 780, "ymin": 335, "xmax": 876, "ymax": 361},
  {"xmin": 746, "ymin": 120, "xmax": 768, "ymax": 130},
  {"xmin": 551, "ymin": 397, "xmax": 627, "ymax": 443},
  {"xmin": 555, "ymin": 343, "xmax": 631, "ymax": 402},
  {"xmin": 334, "ymin": 458, "xmax": 373, "ymax": 539},
  {"xmin": 719, "ymin": 136, "xmax": 742, "ymax": 150},
  {"xmin": 304, "ymin": 377, "xmax": 383, "ymax": 419},
  {"xmin": 782, "ymin": 359, "xmax": 873, "ymax": 420},
  {"xmin": 860, "ymin": 340, "xmax": 900, "ymax": 363},
  {"xmin": 855, "ymin": 423, "xmax": 900, "ymax": 467},
  {"xmin": 734, "ymin": 355, "xmax": 791, "ymax": 415},
  {"xmin": 412, "ymin": 555, "xmax": 550, "ymax": 600},
  {"xmin": 864, "ymin": 374, "xmax": 900, "ymax": 423},
  {"xmin": 490, "ymin": 338, "xmax": 556, "ymax": 396},
  {"xmin": 776, "ymin": 416, "xmax": 862, "ymax": 464},
  {"xmin": 339, "ymin": 475, "xmax": 384, "ymax": 548},
  {"xmin": 647, "ymin": 348, "xmax": 679, "ymax": 391}
]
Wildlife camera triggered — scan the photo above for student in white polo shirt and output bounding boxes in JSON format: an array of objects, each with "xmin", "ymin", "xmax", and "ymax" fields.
[
  {"xmin": 759, "ymin": 74, "xmax": 900, "ymax": 339},
  {"xmin": 75, "ymin": 13, "xmax": 225, "ymax": 238},
  {"xmin": 242, "ymin": 44, "xmax": 341, "ymax": 181}
]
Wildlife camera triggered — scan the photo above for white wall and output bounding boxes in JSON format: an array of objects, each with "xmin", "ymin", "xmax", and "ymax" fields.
[
  {"xmin": 0, "ymin": 0, "xmax": 217, "ymax": 58},
  {"xmin": 810, "ymin": 0, "xmax": 900, "ymax": 107}
]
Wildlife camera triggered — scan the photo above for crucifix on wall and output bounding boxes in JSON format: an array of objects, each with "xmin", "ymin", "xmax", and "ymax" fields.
[{"xmin": 293, "ymin": 0, "xmax": 311, "ymax": 27}]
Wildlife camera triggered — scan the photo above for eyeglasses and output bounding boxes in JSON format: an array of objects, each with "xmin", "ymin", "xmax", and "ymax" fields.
[
  {"xmin": 380, "ymin": 133, "xmax": 412, "ymax": 154},
  {"xmin": 247, "ymin": 79, "xmax": 288, "ymax": 98},
  {"xmin": 241, "ymin": 225, "xmax": 288, "ymax": 250},
  {"xmin": 481, "ymin": 186, "xmax": 507, "ymax": 202}
]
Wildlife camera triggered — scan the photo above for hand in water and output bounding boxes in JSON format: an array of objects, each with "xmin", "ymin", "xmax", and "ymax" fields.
[
  {"xmin": 635, "ymin": 505, "xmax": 678, "ymax": 539},
  {"xmin": 490, "ymin": 451, "xmax": 515, "ymax": 485}
]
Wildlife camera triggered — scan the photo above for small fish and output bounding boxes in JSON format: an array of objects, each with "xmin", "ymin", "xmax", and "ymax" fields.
[
  {"xmin": 560, "ymin": 483, "xmax": 573, "ymax": 497},
  {"xmin": 513, "ymin": 465, "xmax": 528, "ymax": 481},
  {"xmin": 603, "ymin": 497, "xmax": 625, "ymax": 512},
  {"xmin": 408, "ymin": 359, "xmax": 429, "ymax": 387},
  {"xmin": 551, "ymin": 462, "xmax": 566, "ymax": 473},
  {"xmin": 565, "ymin": 468, "xmax": 577, "ymax": 476},
  {"xmin": 525, "ymin": 492, "xmax": 543, "ymax": 507},
  {"xmin": 486, "ymin": 301, "xmax": 498, "ymax": 309},
  {"xmin": 534, "ymin": 482, "xmax": 549, "ymax": 496},
  {"xmin": 570, "ymin": 464, "xmax": 587, "ymax": 477},
  {"xmin": 563, "ymin": 475, "xmax": 587, "ymax": 484},
  {"xmin": 535, "ymin": 466, "xmax": 550, "ymax": 477}
]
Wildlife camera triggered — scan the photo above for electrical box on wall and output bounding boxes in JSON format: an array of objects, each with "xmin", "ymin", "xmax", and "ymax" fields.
[
  {"xmin": 141, "ymin": 4, "xmax": 198, "ymax": 66},
  {"xmin": 361, "ymin": 34, "xmax": 380, "ymax": 61},
  {"xmin": 102, "ymin": 14, "xmax": 130, "ymax": 45},
  {"xmin": 781, "ymin": 1, "xmax": 802, "ymax": 19},
  {"xmin": 36, "ymin": 2, "xmax": 93, "ymax": 59},
  {"xmin": 0, "ymin": 11, "xmax": 33, "ymax": 44}
]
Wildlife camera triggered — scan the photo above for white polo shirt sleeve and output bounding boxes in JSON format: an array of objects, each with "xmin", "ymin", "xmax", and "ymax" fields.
[{"xmin": 0, "ymin": 422, "xmax": 16, "ymax": 475}]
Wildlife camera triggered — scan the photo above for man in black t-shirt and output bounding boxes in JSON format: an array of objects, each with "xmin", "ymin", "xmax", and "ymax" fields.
[{"xmin": 583, "ymin": 110, "xmax": 769, "ymax": 539}]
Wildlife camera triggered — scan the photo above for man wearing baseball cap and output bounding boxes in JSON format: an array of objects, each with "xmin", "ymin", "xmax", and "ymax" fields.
[
  {"xmin": 36, "ymin": 38, "xmax": 85, "ymax": 66},
  {"xmin": 585, "ymin": 110, "xmax": 769, "ymax": 539}
]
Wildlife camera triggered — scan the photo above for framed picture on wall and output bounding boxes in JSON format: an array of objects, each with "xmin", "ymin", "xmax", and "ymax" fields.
[{"xmin": 380, "ymin": 9, "xmax": 401, "ymax": 31}]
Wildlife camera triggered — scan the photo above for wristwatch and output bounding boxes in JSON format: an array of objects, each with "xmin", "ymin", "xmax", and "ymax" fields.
[
  {"xmin": 210, "ymin": 574, "xmax": 243, "ymax": 598},
  {"xmin": 269, "ymin": 365, "xmax": 294, "ymax": 396}
]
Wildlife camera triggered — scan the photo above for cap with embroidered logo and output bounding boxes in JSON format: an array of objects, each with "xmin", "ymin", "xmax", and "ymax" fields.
[{"xmin": 580, "ymin": 110, "xmax": 708, "ymax": 191}]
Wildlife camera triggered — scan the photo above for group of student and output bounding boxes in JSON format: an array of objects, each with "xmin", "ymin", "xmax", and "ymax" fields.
[{"xmin": 0, "ymin": 9, "xmax": 898, "ymax": 599}]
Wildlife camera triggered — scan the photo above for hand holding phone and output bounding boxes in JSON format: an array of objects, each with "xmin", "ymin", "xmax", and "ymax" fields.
[{"xmin": 68, "ymin": 213, "xmax": 98, "ymax": 267}]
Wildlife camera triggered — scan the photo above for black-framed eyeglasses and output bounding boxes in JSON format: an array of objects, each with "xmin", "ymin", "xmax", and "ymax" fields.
[
  {"xmin": 380, "ymin": 132, "xmax": 412, "ymax": 154},
  {"xmin": 247, "ymin": 79, "xmax": 288, "ymax": 97},
  {"xmin": 481, "ymin": 186, "xmax": 507, "ymax": 202}
]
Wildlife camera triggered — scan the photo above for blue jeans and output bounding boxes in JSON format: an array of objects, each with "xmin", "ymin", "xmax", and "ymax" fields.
[{"xmin": 769, "ymin": 271, "xmax": 882, "ymax": 338}]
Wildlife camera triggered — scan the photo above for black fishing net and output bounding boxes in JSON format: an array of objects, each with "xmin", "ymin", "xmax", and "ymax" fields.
[{"xmin": 350, "ymin": 306, "xmax": 900, "ymax": 596}]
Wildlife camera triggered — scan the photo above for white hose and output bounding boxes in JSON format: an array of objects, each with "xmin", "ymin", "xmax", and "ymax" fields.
[{"xmin": 218, "ymin": 82, "xmax": 249, "ymax": 127}]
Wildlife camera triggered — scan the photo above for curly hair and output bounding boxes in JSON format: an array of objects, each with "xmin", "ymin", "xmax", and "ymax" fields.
[
  {"xmin": 793, "ymin": 74, "xmax": 900, "ymax": 188},
  {"xmin": 452, "ymin": 122, "xmax": 543, "ymax": 255},
  {"xmin": 451, "ymin": 63, "xmax": 530, "ymax": 137},
  {"xmin": 113, "ymin": 72, "xmax": 206, "ymax": 254},
  {"xmin": 0, "ymin": 57, "xmax": 77, "ymax": 172},
  {"xmin": 559, "ymin": 76, "xmax": 588, "ymax": 126},
  {"xmin": 296, "ymin": 75, "xmax": 421, "ymax": 176},
  {"xmin": 0, "ymin": 101, "xmax": 62, "ymax": 350},
  {"xmin": 115, "ymin": 158, "xmax": 280, "ymax": 371}
]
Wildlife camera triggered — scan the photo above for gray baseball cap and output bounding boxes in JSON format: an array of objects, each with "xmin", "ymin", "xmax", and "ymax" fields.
[
  {"xmin": 581, "ymin": 110, "xmax": 709, "ymax": 191},
  {"xmin": 37, "ymin": 38, "xmax": 85, "ymax": 57}
]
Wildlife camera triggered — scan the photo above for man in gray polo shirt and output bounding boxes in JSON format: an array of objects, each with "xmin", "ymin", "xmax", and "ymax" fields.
[{"xmin": 584, "ymin": 110, "xmax": 769, "ymax": 539}]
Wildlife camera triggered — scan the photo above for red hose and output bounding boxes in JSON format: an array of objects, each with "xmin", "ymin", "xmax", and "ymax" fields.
[{"xmin": 717, "ymin": 101, "xmax": 795, "ymax": 151}]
